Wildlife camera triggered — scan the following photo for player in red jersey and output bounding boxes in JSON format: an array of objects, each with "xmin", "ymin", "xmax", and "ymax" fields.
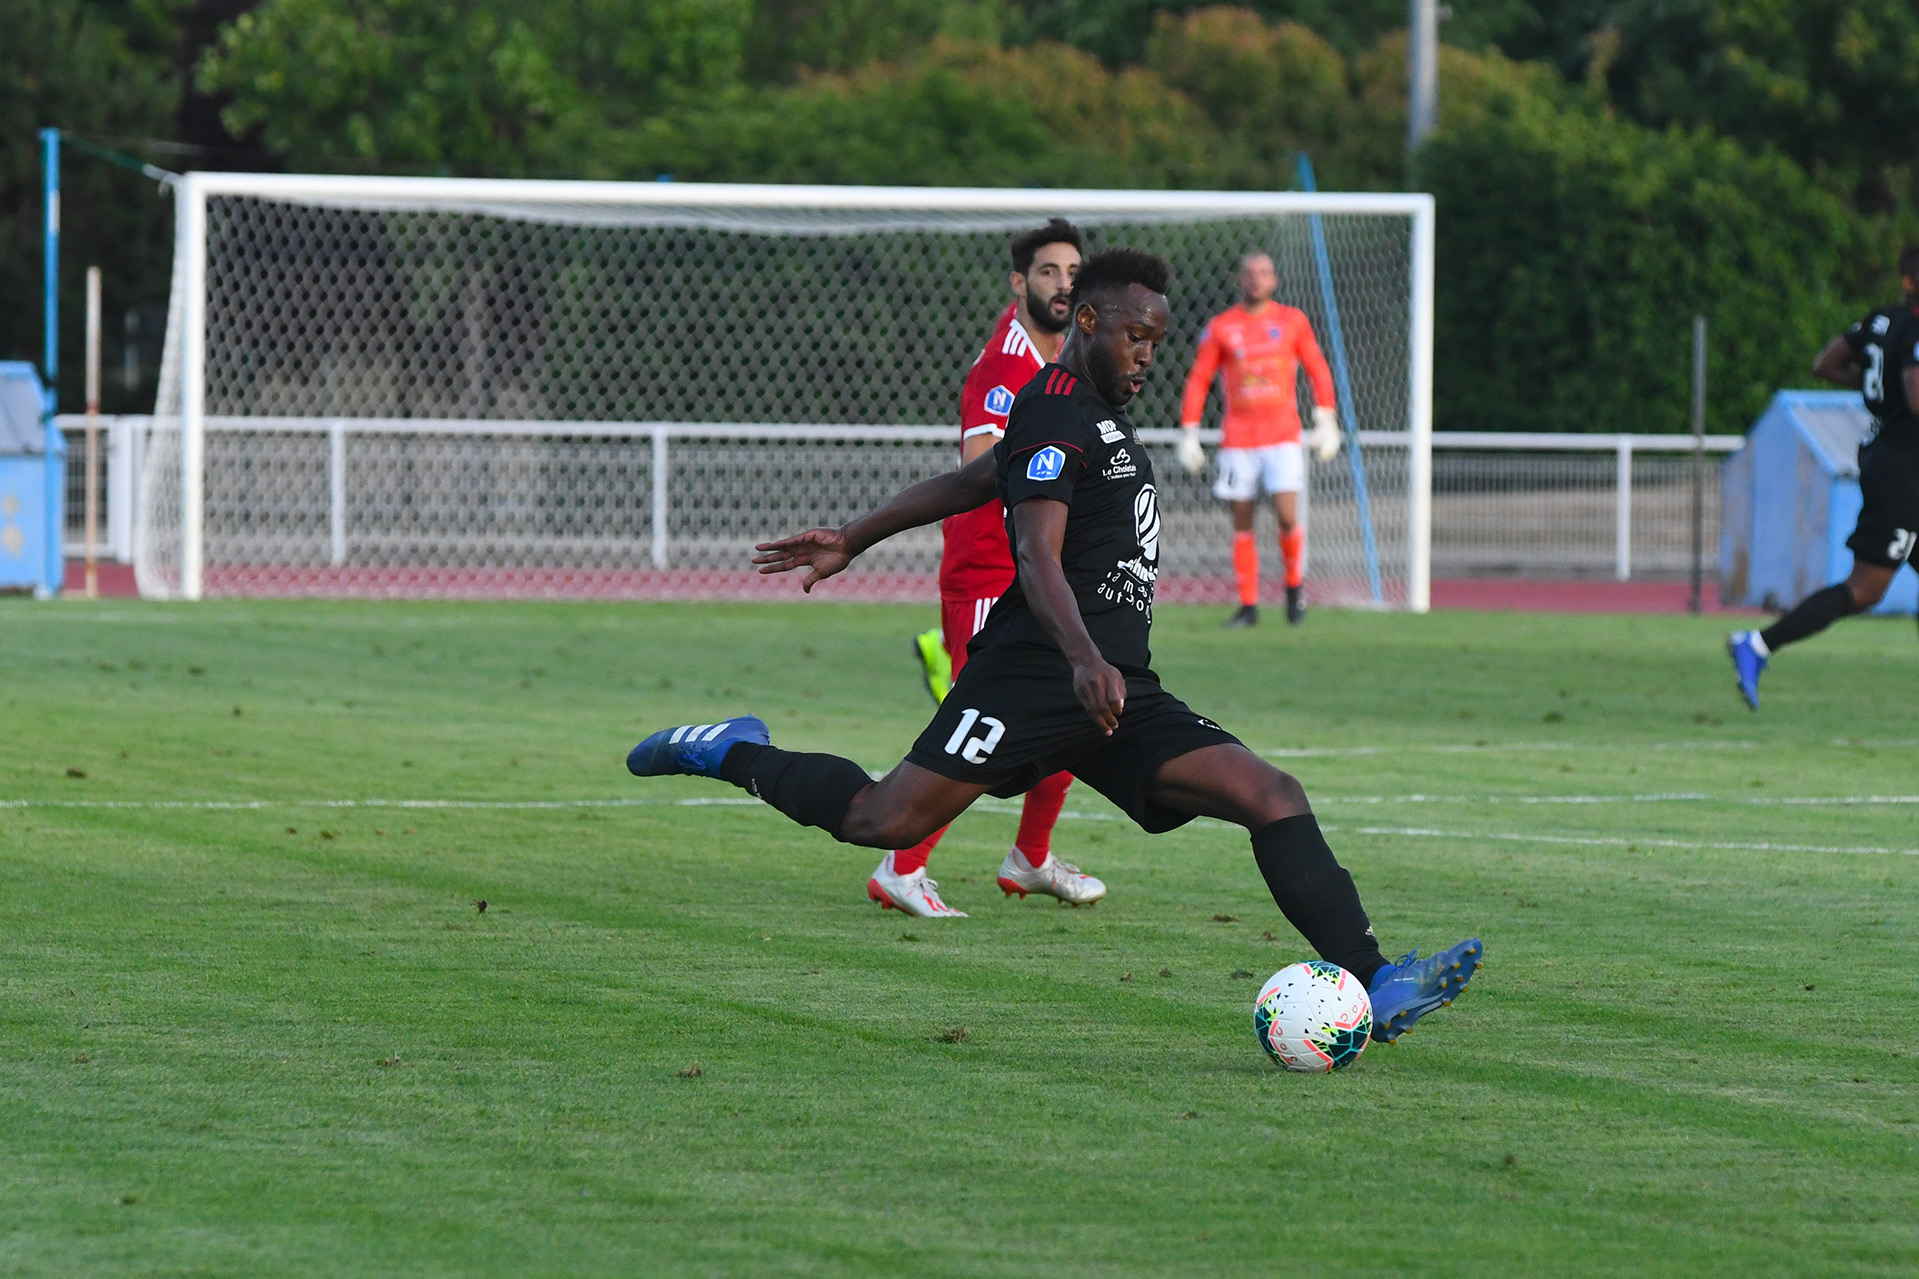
[
  {"xmin": 871, "ymin": 219, "xmax": 1108, "ymax": 918},
  {"xmin": 1176, "ymin": 252, "xmax": 1340, "ymax": 627}
]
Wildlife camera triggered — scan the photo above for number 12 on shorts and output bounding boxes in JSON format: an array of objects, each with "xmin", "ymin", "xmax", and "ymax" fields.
[{"xmin": 943, "ymin": 708, "xmax": 1005, "ymax": 763}]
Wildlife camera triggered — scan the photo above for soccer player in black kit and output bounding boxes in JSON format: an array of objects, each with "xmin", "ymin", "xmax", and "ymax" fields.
[
  {"xmin": 1728, "ymin": 245, "xmax": 1919, "ymax": 708},
  {"xmin": 627, "ymin": 249, "xmax": 1482, "ymax": 1044}
]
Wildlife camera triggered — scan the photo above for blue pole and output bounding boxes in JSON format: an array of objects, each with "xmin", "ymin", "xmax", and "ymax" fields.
[
  {"xmin": 1295, "ymin": 154, "xmax": 1384, "ymax": 604},
  {"xmin": 41, "ymin": 128, "xmax": 63, "ymax": 597},
  {"xmin": 42, "ymin": 128, "xmax": 59, "ymax": 401}
]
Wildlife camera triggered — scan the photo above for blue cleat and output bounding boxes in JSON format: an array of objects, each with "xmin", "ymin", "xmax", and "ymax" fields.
[
  {"xmin": 1726, "ymin": 631, "xmax": 1768, "ymax": 711},
  {"xmin": 1367, "ymin": 938, "xmax": 1483, "ymax": 1043},
  {"xmin": 627, "ymin": 716, "xmax": 770, "ymax": 779}
]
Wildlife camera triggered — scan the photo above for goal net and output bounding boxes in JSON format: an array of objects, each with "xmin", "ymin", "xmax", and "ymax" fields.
[{"xmin": 140, "ymin": 177, "xmax": 1432, "ymax": 608}]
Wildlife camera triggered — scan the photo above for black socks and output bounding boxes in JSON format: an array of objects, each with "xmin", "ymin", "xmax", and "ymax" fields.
[
  {"xmin": 719, "ymin": 743, "xmax": 873, "ymax": 841},
  {"xmin": 1251, "ymin": 815, "xmax": 1387, "ymax": 987},
  {"xmin": 1760, "ymin": 583, "xmax": 1859, "ymax": 652}
]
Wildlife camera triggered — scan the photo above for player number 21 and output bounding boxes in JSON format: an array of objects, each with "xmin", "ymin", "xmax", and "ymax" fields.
[{"xmin": 942, "ymin": 708, "xmax": 1005, "ymax": 763}]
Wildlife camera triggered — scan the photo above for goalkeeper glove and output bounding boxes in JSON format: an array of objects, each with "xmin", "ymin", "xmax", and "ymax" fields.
[
  {"xmin": 1309, "ymin": 406, "xmax": 1342, "ymax": 463},
  {"xmin": 1176, "ymin": 428, "xmax": 1207, "ymax": 476}
]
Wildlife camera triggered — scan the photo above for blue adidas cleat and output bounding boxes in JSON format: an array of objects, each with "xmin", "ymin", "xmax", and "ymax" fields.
[
  {"xmin": 1726, "ymin": 631, "xmax": 1768, "ymax": 711},
  {"xmin": 1367, "ymin": 938, "xmax": 1483, "ymax": 1043},
  {"xmin": 627, "ymin": 716, "xmax": 769, "ymax": 779}
]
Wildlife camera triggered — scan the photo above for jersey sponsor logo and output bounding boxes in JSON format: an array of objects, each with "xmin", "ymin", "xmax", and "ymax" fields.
[
  {"xmin": 1027, "ymin": 446, "xmax": 1066, "ymax": 481},
  {"xmin": 1098, "ymin": 482, "xmax": 1161, "ymax": 614},
  {"xmin": 1873, "ymin": 315, "xmax": 1892, "ymax": 334},
  {"xmin": 985, "ymin": 385, "xmax": 1014, "ymax": 415},
  {"xmin": 1134, "ymin": 484, "xmax": 1161, "ymax": 564},
  {"xmin": 942, "ymin": 707, "xmax": 1006, "ymax": 764},
  {"xmin": 1103, "ymin": 447, "xmax": 1138, "ymax": 480},
  {"xmin": 1267, "ymin": 326, "xmax": 1282, "ymax": 339},
  {"xmin": 1095, "ymin": 418, "xmax": 1125, "ymax": 443}
]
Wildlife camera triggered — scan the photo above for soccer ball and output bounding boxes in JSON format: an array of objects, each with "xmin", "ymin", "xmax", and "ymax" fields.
[{"xmin": 1254, "ymin": 961, "xmax": 1372, "ymax": 1073}]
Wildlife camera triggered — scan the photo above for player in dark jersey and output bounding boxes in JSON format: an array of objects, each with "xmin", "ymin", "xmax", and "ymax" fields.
[
  {"xmin": 1728, "ymin": 245, "xmax": 1919, "ymax": 708},
  {"xmin": 626, "ymin": 249, "xmax": 1482, "ymax": 1045}
]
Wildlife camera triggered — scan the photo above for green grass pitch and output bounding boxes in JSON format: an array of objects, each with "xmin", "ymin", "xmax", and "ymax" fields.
[{"xmin": 2, "ymin": 598, "xmax": 1916, "ymax": 1276}]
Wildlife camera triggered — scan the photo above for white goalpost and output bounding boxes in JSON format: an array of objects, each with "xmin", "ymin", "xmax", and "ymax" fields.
[{"xmin": 140, "ymin": 174, "xmax": 1434, "ymax": 609}]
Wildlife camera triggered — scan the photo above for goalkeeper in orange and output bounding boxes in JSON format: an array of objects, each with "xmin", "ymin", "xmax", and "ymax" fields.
[{"xmin": 1177, "ymin": 252, "xmax": 1339, "ymax": 626}]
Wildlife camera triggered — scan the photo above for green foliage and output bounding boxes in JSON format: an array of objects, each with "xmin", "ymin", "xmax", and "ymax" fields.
[
  {"xmin": 0, "ymin": 0, "xmax": 181, "ymax": 408},
  {"xmin": 200, "ymin": 0, "xmax": 751, "ymax": 175},
  {"xmin": 1015, "ymin": 0, "xmax": 1406, "ymax": 61},
  {"xmin": 1455, "ymin": 0, "xmax": 1919, "ymax": 217},
  {"xmin": 1423, "ymin": 101, "xmax": 1863, "ymax": 435},
  {"xmin": 669, "ymin": 37, "xmax": 1222, "ymax": 188},
  {"xmin": 1605, "ymin": 0, "xmax": 1919, "ymax": 214},
  {"xmin": 744, "ymin": 0, "xmax": 1010, "ymax": 78}
]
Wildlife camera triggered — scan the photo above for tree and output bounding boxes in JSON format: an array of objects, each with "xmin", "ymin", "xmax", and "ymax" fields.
[
  {"xmin": 744, "ymin": 0, "xmax": 1009, "ymax": 79},
  {"xmin": 0, "ymin": 0, "xmax": 182, "ymax": 410},
  {"xmin": 1422, "ymin": 100, "xmax": 1862, "ymax": 437},
  {"xmin": 667, "ymin": 37, "xmax": 1224, "ymax": 188},
  {"xmin": 200, "ymin": 0, "xmax": 752, "ymax": 176}
]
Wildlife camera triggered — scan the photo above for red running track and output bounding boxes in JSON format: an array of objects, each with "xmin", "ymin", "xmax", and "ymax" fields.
[{"xmin": 62, "ymin": 561, "xmax": 1762, "ymax": 613}]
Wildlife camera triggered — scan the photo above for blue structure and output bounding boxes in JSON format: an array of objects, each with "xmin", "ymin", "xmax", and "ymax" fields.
[
  {"xmin": 0, "ymin": 363, "xmax": 66, "ymax": 596},
  {"xmin": 1720, "ymin": 390, "xmax": 1917, "ymax": 615}
]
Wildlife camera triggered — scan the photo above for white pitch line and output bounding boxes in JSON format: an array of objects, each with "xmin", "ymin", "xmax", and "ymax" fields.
[
  {"xmin": 8, "ymin": 794, "xmax": 1916, "ymax": 856},
  {"xmin": 10, "ymin": 792, "xmax": 1919, "ymax": 814},
  {"xmin": 1313, "ymin": 793, "xmax": 1919, "ymax": 807},
  {"xmin": 0, "ymin": 796, "xmax": 760, "ymax": 812},
  {"xmin": 1259, "ymin": 739, "xmax": 1760, "ymax": 758},
  {"xmin": 1345, "ymin": 824, "xmax": 1919, "ymax": 858}
]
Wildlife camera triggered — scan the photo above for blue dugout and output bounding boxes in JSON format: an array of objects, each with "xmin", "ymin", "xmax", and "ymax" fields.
[
  {"xmin": 1720, "ymin": 390, "xmax": 1917, "ymax": 615},
  {"xmin": 0, "ymin": 362, "xmax": 67, "ymax": 597}
]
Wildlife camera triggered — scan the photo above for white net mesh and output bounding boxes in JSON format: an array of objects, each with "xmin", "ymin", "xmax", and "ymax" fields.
[{"xmin": 140, "ymin": 182, "xmax": 1422, "ymax": 604}]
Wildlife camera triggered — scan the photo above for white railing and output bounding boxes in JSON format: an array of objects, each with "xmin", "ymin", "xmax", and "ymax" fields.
[
  {"xmin": 1427, "ymin": 431, "xmax": 1742, "ymax": 581},
  {"xmin": 65, "ymin": 417, "xmax": 1743, "ymax": 589}
]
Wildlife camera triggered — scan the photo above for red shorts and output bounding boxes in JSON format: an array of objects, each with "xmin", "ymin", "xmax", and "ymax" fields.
[{"xmin": 941, "ymin": 592, "xmax": 1008, "ymax": 679}]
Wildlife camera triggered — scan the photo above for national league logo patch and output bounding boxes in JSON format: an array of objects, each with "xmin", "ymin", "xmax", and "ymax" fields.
[
  {"xmin": 984, "ymin": 385, "xmax": 1014, "ymax": 415},
  {"xmin": 1026, "ymin": 446, "xmax": 1066, "ymax": 481}
]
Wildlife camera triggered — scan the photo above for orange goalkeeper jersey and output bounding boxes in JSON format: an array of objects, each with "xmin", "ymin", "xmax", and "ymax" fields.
[{"xmin": 1178, "ymin": 302, "xmax": 1334, "ymax": 448}]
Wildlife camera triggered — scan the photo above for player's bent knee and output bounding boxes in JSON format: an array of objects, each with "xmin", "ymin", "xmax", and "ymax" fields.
[
  {"xmin": 835, "ymin": 801, "xmax": 940, "ymax": 850},
  {"xmin": 1849, "ymin": 574, "xmax": 1891, "ymax": 609},
  {"xmin": 1256, "ymin": 767, "xmax": 1309, "ymax": 824}
]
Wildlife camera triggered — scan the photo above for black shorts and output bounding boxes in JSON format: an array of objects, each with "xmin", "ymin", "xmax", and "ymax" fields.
[
  {"xmin": 905, "ymin": 641, "xmax": 1242, "ymax": 834},
  {"xmin": 1847, "ymin": 440, "xmax": 1919, "ymax": 569}
]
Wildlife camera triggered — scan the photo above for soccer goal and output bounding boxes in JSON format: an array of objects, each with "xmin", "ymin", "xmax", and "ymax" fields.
[{"xmin": 139, "ymin": 176, "xmax": 1433, "ymax": 609}]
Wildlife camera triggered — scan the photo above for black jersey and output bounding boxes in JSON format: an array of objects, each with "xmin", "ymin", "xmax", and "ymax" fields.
[
  {"xmin": 1842, "ymin": 302, "xmax": 1919, "ymax": 449},
  {"xmin": 975, "ymin": 364, "xmax": 1160, "ymax": 671}
]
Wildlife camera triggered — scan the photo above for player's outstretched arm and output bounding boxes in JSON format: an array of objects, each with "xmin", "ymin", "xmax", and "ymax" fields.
[
  {"xmin": 753, "ymin": 449, "xmax": 999, "ymax": 591},
  {"xmin": 1011, "ymin": 497, "xmax": 1126, "ymax": 734},
  {"xmin": 1812, "ymin": 335, "xmax": 1863, "ymax": 388}
]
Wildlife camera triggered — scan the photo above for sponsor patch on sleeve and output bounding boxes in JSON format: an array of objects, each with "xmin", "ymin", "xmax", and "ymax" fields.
[
  {"xmin": 984, "ymin": 385, "xmax": 1014, "ymax": 416},
  {"xmin": 1026, "ymin": 446, "xmax": 1066, "ymax": 481}
]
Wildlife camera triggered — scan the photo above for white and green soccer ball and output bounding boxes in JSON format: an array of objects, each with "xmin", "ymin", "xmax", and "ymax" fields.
[{"xmin": 1254, "ymin": 961, "xmax": 1372, "ymax": 1073}]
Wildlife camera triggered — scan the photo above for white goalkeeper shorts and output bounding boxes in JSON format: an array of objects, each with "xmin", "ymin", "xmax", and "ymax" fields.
[{"xmin": 1213, "ymin": 442, "xmax": 1305, "ymax": 501}]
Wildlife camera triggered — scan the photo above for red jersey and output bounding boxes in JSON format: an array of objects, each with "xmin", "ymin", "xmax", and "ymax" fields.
[
  {"xmin": 939, "ymin": 303, "xmax": 1046, "ymax": 600},
  {"xmin": 1178, "ymin": 302, "xmax": 1334, "ymax": 448}
]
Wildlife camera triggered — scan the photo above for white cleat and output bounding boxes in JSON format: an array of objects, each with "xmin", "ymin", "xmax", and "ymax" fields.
[
  {"xmin": 996, "ymin": 847, "xmax": 1106, "ymax": 906},
  {"xmin": 866, "ymin": 852, "xmax": 968, "ymax": 919}
]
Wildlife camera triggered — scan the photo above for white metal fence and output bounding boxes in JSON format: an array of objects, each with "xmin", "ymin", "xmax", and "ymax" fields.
[
  {"xmin": 1430, "ymin": 432, "xmax": 1742, "ymax": 581},
  {"xmin": 64, "ymin": 418, "xmax": 1740, "ymax": 593}
]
